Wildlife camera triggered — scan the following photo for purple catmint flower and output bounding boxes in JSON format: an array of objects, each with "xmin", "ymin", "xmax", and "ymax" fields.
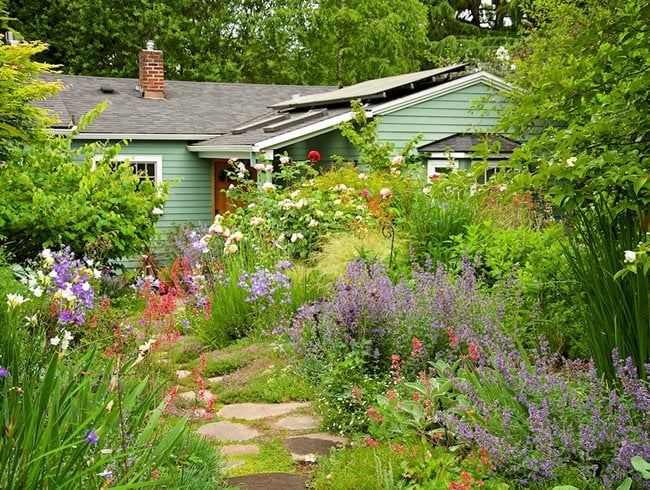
[
  {"xmin": 0, "ymin": 366, "xmax": 8, "ymax": 378},
  {"xmin": 85, "ymin": 428, "xmax": 99, "ymax": 444}
]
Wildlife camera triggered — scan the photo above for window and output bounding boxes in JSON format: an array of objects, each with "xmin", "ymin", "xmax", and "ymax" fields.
[{"xmin": 112, "ymin": 155, "xmax": 163, "ymax": 184}]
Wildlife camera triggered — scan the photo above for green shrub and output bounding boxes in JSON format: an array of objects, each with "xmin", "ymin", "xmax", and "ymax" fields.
[
  {"xmin": 0, "ymin": 128, "xmax": 167, "ymax": 264},
  {"xmin": 448, "ymin": 221, "xmax": 587, "ymax": 357}
]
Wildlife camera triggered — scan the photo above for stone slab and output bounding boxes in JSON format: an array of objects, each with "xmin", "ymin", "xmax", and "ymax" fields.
[
  {"xmin": 195, "ymin": 421, "xmax": 259, "ymax": 442},
  {"xmin": 176, "ymin": 369, "xmax": 192, "ymax": 379},
  {"xmin": 290, "ymin": 432, "xmax": 348, "ymax": 444},
  {"xmin": 283, "ymin": 433, "xmax": 348, "ymax": 462},
  {"xmin": 221, "ymin": 444, "xmax": 260, "ymax": 456},
  {"xmin": 178, "ymin": 390, "xmax": 215, "ymax": 402},
  {"xmin": 207, "ymin": 376, "xmax": 223, "ymax": 383},
  {"xmin": 227, "ymin": 473, "xmax": 308, "ymax": 490},
  {"xmin": 275, "ymin": 415, "xmax": 319, "ymax": 431},
  {"xmin": 224, "ymin": 460, "xmax": 246, "ymax": 471},
  {"xmin": 217, "ymin": 402, "xmax": 311, "ymax": 420}
]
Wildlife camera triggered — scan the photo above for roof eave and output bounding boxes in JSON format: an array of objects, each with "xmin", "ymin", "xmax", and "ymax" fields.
[
  {"xmin": 372, "ymin": 71, "xmax": 513, "ymax": 116},
  {"xmin": 58, "ymin": 131, "xmax": 223, "ymax": 141},
  {"xmin": 186, "ymin": 144, "xmax": 255, "ymax": 160}
]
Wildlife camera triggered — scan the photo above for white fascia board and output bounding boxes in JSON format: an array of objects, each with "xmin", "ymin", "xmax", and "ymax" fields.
[
  {"xmin": 427, "ymin": 152, "xmax": 472, "ymax": 159},
  {"xmin": 427, "ymin": 151, "xmax": 513, "ymax": 160},
  {"xmin": 54, "ymin": 131, "xmax": 221, "ymax": 140},
  {"xmin": 251, "ymin": 111, "xmax": 364, "ymax": 152},
  {"xmin": 186, "ymin": 145, "xmax": 254, "ymax": 160},
  {"xmin": 372, "ymin": 71, "xmax": 514, "ymax": 116}
]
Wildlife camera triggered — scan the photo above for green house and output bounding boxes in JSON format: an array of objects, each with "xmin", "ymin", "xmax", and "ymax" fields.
[{"xmin": 41, "ymin": 44, "xmax": 513, "ymax": 237}]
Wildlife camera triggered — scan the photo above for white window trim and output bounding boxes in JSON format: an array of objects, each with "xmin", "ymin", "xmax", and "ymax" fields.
[
  {"xmin": 110, "ymin": 155, "xmax": 163, "ymax": 184},
  {"xmin": 92, "ymin": 154, "xmax": 163, "ymax": 183}
]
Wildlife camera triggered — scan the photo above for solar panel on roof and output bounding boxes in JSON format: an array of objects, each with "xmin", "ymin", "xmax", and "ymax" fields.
[{"xmin": 270, "ymin": 64, "xmax": 467, "ymax": 110}]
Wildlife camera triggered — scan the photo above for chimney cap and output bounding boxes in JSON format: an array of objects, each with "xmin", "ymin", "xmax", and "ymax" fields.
[{"xmin": 146, "ymin": 40, "xmax": 155, "ymax": 51}]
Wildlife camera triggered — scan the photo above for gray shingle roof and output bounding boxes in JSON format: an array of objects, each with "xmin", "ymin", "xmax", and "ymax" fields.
[
  {"xmin": 191, "ymin": 106, "xmax": 350, "ymax": 147},
  {"xmin": 418, "ymin": 133, "xmax": 520, "ymax": 153},
  {"xmin": 37, "ymin": 75, "xmax": 336, "ymax": 136}
]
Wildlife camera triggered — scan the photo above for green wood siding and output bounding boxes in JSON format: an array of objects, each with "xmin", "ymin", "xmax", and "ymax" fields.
[
  {"xmin": 72, "ymin": 140, "xmax": 213, "ymax": 235},
  {"xmin": 114, "ymin": 141, "xmax": 213, "ymax": 235},
  {"xmin": 280, "ymin": 130, "xmax": 358, "ymax": 165},
  {"xmin": 376, "ymin": 82, "xmax": 504, "ymax": 152}
]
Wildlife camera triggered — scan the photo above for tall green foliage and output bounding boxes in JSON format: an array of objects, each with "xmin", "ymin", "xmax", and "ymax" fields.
[
  {"xmin": 501, "ymin": 0, "xmax": 650, "ymax": 378},
  {"xmin": 8, "ymin": 0, "xmax": 523, "ymax": 85},
  {"xmin": 0, "ymin": 8, "xmax": 60, "ymax": 160},
  {"xmin": 0, "ymin": 116, "xmax": 168, "ymax": 263}
]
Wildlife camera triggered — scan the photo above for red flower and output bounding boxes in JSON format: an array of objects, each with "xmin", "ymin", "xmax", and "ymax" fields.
[
  {"xmin": 365, "ymin": 436, "xmax": 380, "ymax": 448},
  {"xmin": 468, "ymin": 342, "xmax": 480, "ymax": 361},
  {"xmin": 411, "ymin": 337, "xmax": 423, "ymax": 357},
  {"xmin": 307, "ymin": 150, "xmax": 321, "ymax": 163},
  {"xmin": 446, "ymin": 327, "xmax": 459, "ymax": 347}
]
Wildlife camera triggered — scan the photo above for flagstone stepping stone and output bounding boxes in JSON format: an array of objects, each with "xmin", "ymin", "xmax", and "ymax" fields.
[
  {"xmin": 221, "ymin": 444, "xmax": 260, "ymax": 456},
  {"xmin": 217, "ymin": 402, "xmax": 311, "ymax": 420},
  {"xmin": 274, "ymin": 415, "xmax": 319, "ymax": 431},
  {"xmin": 207, "ymin": 376, "xmax": 223, "ymax": 383},
  {"xmin": 177, "ymin": 390, "xmax": 215, "ymax": 402},
  {"xmin": 176, "ymin": 369, "xmax": 192, "ymax": 379},
  {"xmin": 227, "ymin": 473, "xmax": 308, "ymax": 490},
  {"xmin": 196, "ymin": 421, "xmax": 259, "ymax": 442},
  {"xmin": 283, "ymin": 433, "xmax": 348, "ymax": 462}
]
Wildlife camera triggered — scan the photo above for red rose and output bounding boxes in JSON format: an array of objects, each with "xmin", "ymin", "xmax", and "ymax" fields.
[{"xmin": 307, "ymin": 150, "xmax": 321, "ymax": 163}]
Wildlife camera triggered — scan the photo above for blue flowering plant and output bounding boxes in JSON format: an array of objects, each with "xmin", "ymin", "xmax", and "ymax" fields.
[
  {"xmin": 237, "ymin": 260, "xmax": 293, "ymax": 331},
  {"xmin": 19, "ymin": 246, "xmax": 102, "ymax": 342}
]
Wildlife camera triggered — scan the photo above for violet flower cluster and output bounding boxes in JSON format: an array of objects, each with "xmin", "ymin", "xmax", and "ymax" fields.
[
  {"xmin": 237, "ymin": 263, "xmax": 292, "ymax": 306},
  {"xmin": 288, "ymin": 258, "xmax": 506, "ymax": 373},
  {"xmin": 28, "ymin": 246, "xmax": 100, "ymax": 327},
  {"xmin": 446, "ymin": 340, "xmax": 650, "ymax": 487}
]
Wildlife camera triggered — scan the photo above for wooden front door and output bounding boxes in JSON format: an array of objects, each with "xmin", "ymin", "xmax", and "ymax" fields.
[{"xmin": 213, "ymin": 159, "xmax": 237, "ymax": 216}]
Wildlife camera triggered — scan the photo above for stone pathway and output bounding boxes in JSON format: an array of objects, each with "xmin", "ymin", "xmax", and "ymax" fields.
[
  {"xmin": 168, "ymin": 340, "xmax": 349, "ymax": 489},
  {"xmin": 191, "ymin": 401, "xmax": 347, "ymax": 488}
]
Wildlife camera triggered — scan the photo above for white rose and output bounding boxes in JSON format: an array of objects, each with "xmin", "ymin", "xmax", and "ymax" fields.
[{"xmin": 624, "ymin": 250, "xmax": 637, "ymax": 264}]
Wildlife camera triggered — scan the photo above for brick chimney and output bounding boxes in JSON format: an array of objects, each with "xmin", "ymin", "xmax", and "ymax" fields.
[{"xmin": 138, "ymin": 40, "xmax": 164, "ymax": 100}]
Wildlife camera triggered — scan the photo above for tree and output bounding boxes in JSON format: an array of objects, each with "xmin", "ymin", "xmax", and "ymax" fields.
[
  {"xmin": 304, "ymin": 0, "xmax": 430, "ymax": 86},
  {"xmin": 500, "ymin": 0, "xmax": 650, "ymax": 379},
  {"xmin": 0, "ymin": 14, "xmax": 60, "ymax": 160},
  {"xmin": 422, "ymin": 0, "xmax": 530, "ymax": 66},
  {"xmin": 0, "ymin": 3, "xmax": 167, "ymax": 263}
]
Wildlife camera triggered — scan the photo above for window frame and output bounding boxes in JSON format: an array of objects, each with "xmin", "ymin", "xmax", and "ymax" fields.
[{"xmin": 109, "ymin": 154, "xmax": 163, "ymax": 185}]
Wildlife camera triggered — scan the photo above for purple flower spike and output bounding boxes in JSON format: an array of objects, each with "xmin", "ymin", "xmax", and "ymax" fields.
[
  {"xmin": 85, "ymin": 428, "xmax": 99, "ymax": 444},
  {"xmin": 0, "ymin": 366, "xmax": 8, "ymax": 378}
]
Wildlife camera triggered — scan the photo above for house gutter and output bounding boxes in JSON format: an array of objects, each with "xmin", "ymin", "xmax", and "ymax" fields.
[{"xmin": 53, "ymin": 131, "xmax": 221, "ymax": 141}]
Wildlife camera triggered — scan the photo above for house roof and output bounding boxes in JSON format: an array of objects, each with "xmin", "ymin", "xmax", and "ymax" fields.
[
  {"xmin": 39, "ymin": 68, "xmax": 511, "ymax": 155},
  {"xmin": 37, "ymin": 75, "xmax": 336, "ymax": 139},
  {"xmin": 418, "ymin": 133, "xmax": 520, "ymax": 153}
]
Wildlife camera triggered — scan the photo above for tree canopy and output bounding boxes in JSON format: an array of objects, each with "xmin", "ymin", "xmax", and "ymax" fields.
[{"xmin": 8, "ymin": 0, "xmax": 527, "ymax": 85}]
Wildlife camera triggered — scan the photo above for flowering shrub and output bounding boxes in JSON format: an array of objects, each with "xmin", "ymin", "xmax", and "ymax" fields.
[
  {"xmin": 288, "ymin": 258, "xmax": 507, "ymax": 376},
  {"xmin": 447, "ymin": 342, "xmax": 650, "ymax": 488},
  {"xmin": 222, "ymin": 156, "xmax": 380, "ymax": 259}
]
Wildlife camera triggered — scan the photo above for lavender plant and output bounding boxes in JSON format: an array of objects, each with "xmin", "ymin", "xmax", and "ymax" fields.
[
  {"xmin": 288, "ymin": 257, "xmax": 509, "ymax": 376},
  {"xmin": 447, "ymin": 340, "xmax": 650, "ymax": 488}
]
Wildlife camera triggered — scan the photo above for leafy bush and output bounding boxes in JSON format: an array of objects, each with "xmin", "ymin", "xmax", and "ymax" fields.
[
  {"xmin": 448, "ymin": 221, "xmax": 587, "ymax": 357},
  {"xmin": 0, "ymin": 128, "xmax": 167, "ymax": 263}
]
